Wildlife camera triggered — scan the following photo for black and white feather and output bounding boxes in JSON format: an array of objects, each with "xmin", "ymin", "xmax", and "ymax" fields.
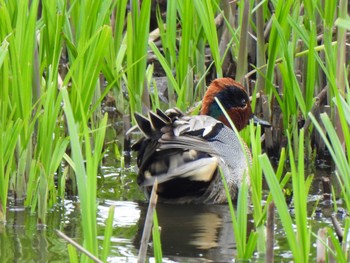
[{"xmin": 132, "ymin": 108, "xmax": 250, "ymax": 204}]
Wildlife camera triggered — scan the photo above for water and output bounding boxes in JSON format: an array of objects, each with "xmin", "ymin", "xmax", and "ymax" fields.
[
  {"xmin": 0, "ymin": 199, "xmax": 238, "ymax": 262},
  {"xmin": 0, "ymin": 141, "xmax": 345, "ymax": 262},
  {"xmin": 1, "ymin": 193, "xmax": 344, "ymax": 262}
]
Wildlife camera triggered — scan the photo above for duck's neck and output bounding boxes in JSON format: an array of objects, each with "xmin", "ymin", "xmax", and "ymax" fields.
[{"xmin": 205, "ymin": 101, "xmax": 223, "ymax": 119}]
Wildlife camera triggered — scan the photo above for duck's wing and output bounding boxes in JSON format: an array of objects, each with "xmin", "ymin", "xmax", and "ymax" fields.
[
  {"xmin": 133, "ymin": 109, "xmax": 231, "ymax": 188},
  {"xmin": 139, "ymin": 156, "xmax": 219, "ymax": 186},
  {"xmin": 158, "ymin": 114, "xmax": 231, "ymax": 155}
]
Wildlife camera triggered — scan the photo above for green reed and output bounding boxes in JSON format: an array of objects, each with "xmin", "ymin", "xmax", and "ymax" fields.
[
  {"xmin": 247, "ymin": 123, "xmax": 266, "ymax": 254},
  {"xmin": 0, "ymin": 115, "xmax": 22, "ymax": 223},
  {"xmin": 310, "ymin": 95, "xmax": 350, "ymax": 211},
  {"xmin": 152, "ymin": 211, "xmax": 163, "ymax": 263},
  {"xmin": 61, "ymin": 1, "xmax": 113, "ymax": 122},
  {"xmin": 308, "ymin": 7, "xmax": 350, "ymax": 214},
  {"xmin": 0, "ymin": 0, "xmax": 121, "ymax": 223},
  {"xmin": 26, "ymin": 2, "xmax": 69, "ymax": 221},
  {"xmin": 241, "ymin": 110, "xmax": 292, "ymax": 259},
  {"xmin": 0, "ymin": 4, "xmax": 120, "ymax": 261},
  {"xmin": 312, "ymin": 217, "xmax": 350, "ymax": 262},
  {"xmin": 101, "ymin": 205, "xmax": 115, "ymax": 262},
  {"xmin": 216, "ymin": 98, "xmax": 258, "ymax": 259},
  {"xmin": 242, "ymin": 0, "xmax": 343, "ymax": 155},
  {"xmin": 126, "ymin": 0, "xmax": 151, "ymax": 115},
  {"xmin": 0, "ymin": 0, "xmax": 40, "ymax": 221},
  {"xmin": 221, "ymin": 168, "xmax": 257, "ymax": 260},
  {"xmin": 62, "ymin": 86, "xmax": 110, "ymax": 261},
  {"xmin": 264, "ymin": 0, "xmax": 293, "ymax": 97},
  {"xmin": 151, "ymin": 0, "xmax": 222, "ymax": 111},
  {"xmin": 260, "ymin": 129, "xmax": 312, "ymax": 263},
  {"xmin": 234, "ymin": 0, "xmax": 250, "ymax": 82},
  {"xmin": 193, "ymin": 0, "xmax": 222, "ymax": 77},
  {"xmin": 254, "ymin": 0, "xmax": 266, "ymax": 93}
]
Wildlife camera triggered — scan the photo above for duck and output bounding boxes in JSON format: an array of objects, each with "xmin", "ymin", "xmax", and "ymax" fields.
[{"xmin": 131, "ymin": 78, "xmax": 270, "ymax": 204}]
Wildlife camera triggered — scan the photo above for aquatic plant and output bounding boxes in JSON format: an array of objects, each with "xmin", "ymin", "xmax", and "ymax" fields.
[{"xmin": 260, "ymin": 129, "xmax": 312, "ymax": 263}]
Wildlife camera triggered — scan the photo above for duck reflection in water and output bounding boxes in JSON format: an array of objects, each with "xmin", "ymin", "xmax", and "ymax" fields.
[{"xmin": 135, "ymin": 202, "xmax": 254, "ymax": 261}]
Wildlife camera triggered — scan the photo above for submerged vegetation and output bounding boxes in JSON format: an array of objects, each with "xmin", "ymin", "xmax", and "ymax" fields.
[{"xmin": 1, "ymin": 0, "xmax": 350, "ymax": 261}]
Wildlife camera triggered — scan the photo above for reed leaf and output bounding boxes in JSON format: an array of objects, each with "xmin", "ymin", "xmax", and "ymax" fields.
[
  {"xmin": 287, "ymin": 129, "xmax": 311, "ymax": 262},
  {"xmin": 152, "ymin": 210, "xmax": 163, "ymax": 263},
  {"xmin": 0, "ymin": 37, "xmax": 9, "ymax": 67},
  {"xmin": 336, "ymin": 17, "xmax": 350, "ymax": 29},
  {"xmin": 0, "ymin": 117, "xmax": 22, "ymax": 222},
  {"xmin": 155, "ymin": 1, "xmax": 176, "ymax": 107},
  {"xmin": 126, "ymin": 0, "xmax": 151, "ymax": 115},
  {"xmin": 215, "ymin": 98, "xmax": 258, "ymax": 259},
  {"xmin": 101, "ymin": 205, "xmax": 115, "ymax": 262},
  {"xmin": 259, "ymin": 154, "xmax": 301, "ymax": 261},
  {"xmin": 260, "ymin": 128, "xmax": 311, "ymax": 263},
  {"xmin": 265, "ymin": 0, "xmax": 293, "ymax": 96},
  {"xmin": 67, "ymin": 244, "xmax": 79, "ymax": 263},
  {"xmin": 150, "ymin": 42, "xmax": 181, "ymax": 96},
  {"xmin": 62, "ymin": 86, "xmax": 109, "ymax": 260},
  {"xmin": 326, "ymin": 228, "xmax": 347, "ymax": 262},
  {"xmin": 235, "ymin": 0, "xmax": 250, "ymax": 81},
  {"xmin": 193, "ymin": 0, "xmax": 222, "ymax": 77},
  {"xmin": 309, "ymin": 108, "xmax": 350, "ymax": 210}
]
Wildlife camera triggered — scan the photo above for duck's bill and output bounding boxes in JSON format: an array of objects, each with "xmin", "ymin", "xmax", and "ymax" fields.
[{"xmin": 252, "ymin": 115, "xmax": 271, "ymax": 128}]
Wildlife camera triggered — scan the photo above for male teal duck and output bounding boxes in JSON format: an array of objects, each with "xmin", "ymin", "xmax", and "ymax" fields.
[{"xmin": 132, "ymin": 78, "xmax": 270, "ymax": 204}]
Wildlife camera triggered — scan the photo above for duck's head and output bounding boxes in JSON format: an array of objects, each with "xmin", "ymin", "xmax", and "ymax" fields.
[{"xmin": 200, "ymin": 78, "xmax": 270, "ymax": 131}]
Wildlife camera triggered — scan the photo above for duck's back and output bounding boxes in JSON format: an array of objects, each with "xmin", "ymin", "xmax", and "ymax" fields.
[{"xmin": 133, "ymin": 108, "xmax": 250, "ymax": 204}]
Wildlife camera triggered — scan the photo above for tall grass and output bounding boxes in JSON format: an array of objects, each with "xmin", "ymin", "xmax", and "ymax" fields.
[
  {"xmin": 0, "ymin": 7, "xmax": 19, "ymax": 219},
  {"xmin": 1, "ymin": 0, "xmax": 119, "ymax": 258},
  {"xmin": 1, "ymin": 0, "xmax": 46, "ymax": 222},
  {"xmin": 260, "ymin": 129, "xmax": 312, "ymax": 263},
  {"xmin": 193, "ymin": 0, "xmax": 222, "ymax": 77},
  {"xmin": 0, "ymin": 0, "xmax": 118, "ymax": 222},
  {"xmin": 27, "ymin": 1, "xmax": 69, "ymax": 223},
  {"xmin": 151, "ymin": 0, "xmax": 223, "ymax": 111},
  {"xmin": 216, "ymin": 98, "xmax": 258, "ymax": 260},
  {"xmin": 0, "ymin": 116, "xmax": 22, "ymax": 223},
  {"xmin": 126, "ymin": 0, "xmax": 151, "ymax": 115},
  {"xmin": 310, "ymin": 95, "xmax": 350, "ymax": 210},
  {"xmin": 62, "ymin": 86, "xmax": 109, "ymax": 261},
  {"xmin": 247, "ymin": 123, "xmax": 265, "ymax": 254},
  {"xmin": 62, "ymin": 1, "xmax": 113, "ymax": 121},
  {"xmin": 221, "ymin": 168, "xmax": 257, "ymax": 260},
  {"xmin": 152, "ymin": 211, "xmax": 162, "ymax": 263}
]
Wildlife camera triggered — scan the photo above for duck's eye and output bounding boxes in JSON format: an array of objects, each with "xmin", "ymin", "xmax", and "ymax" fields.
[{"xmin": 241, "ymin": 99, "xmax": 247, "ymax": 106}]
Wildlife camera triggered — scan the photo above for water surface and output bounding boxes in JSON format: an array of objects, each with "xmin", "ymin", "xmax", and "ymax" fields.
[{"xmin": 0, "ymin": 145, "xmax": 345, "ymax": 262}]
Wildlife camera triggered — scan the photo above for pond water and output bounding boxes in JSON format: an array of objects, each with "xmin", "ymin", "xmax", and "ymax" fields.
[{"xmin": 0, "ymin": 130, "xmax": 345, "ymax": 262}]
